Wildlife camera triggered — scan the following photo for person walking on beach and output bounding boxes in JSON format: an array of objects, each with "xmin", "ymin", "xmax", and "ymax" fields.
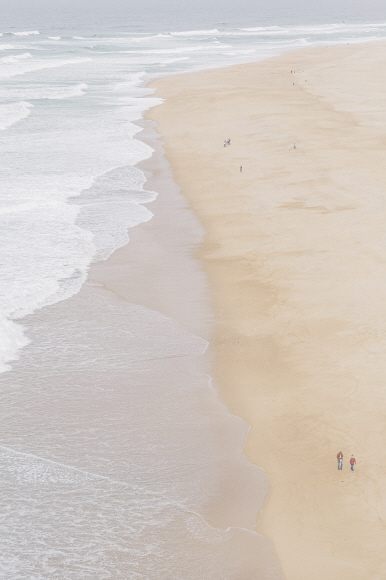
[
  {"xmin": 350, "ymin": 455, "xmax": 356, "ymax": 471},
  {"xmin": 227, "ymin": 139, "xmax": 231, "ymax": 145},
  {"xmin": 224, "ymin": 140, "xmax": 227, "ymax": 147},
  {"xmin": 240, "ymin": 165, "xmax": 242, "ymax": 172},
  {"xmin": 337, "ymin": 451, "xmax": 343, "ymax": 470}
]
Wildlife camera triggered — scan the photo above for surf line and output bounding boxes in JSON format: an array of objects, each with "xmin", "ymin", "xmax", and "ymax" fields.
[{"xmin": 0, "ymin": 443, "xmax": 129, "ymax": 487}]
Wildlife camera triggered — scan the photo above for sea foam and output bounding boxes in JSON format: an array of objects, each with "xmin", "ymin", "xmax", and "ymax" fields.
[
  {"xmin": 0, "ymin": 101, "xmax": 33, "ymax": 130},
  {"xmin": 11, "ymin": 30, "xmax": 40, "ymax": 36}
]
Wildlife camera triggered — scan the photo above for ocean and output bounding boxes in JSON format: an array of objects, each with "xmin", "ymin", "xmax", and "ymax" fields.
[{"xmin": 1, "ymin": 10, "xmax": 386, "ymax": 579}]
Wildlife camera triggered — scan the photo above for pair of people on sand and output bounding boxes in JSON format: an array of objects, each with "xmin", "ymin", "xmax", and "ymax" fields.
[
  {"xmin": 223, "ymin": 139, "xmax": 231, "ymax": 147},
  {"xmin": 337, "ymin": 451, "xmax": 356, "ymax": 471}
]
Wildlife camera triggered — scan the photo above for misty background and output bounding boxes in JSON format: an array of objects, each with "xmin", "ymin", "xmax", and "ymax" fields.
[{"xmin": 1, "ymin": 0, "xmax": 386, "ymax": 33}]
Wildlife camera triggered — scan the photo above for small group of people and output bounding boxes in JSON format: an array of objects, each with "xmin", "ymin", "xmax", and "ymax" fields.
[
  {"xmin": 337, "ymin": 451, "xmax": 356, "ymax": 471},
  {"xmin": 222, "ymin": 138, "xmax": 242, "ymax": 172}
]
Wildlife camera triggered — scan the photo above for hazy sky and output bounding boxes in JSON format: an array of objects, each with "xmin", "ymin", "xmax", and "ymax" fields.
[{"xmin": 1, "ymin": 0, "xmax": 386, "ymax": 31}]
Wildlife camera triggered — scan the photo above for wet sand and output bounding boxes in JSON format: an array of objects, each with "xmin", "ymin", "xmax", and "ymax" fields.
[
  {"xmin": 146, "ymin": 41, "xmax": 386, "ymax": 579},
  {"xmin": 90, "ymin": 121, "xmax": 284, "ymax": 578}
]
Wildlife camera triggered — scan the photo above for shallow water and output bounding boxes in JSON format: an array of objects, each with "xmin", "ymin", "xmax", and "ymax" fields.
[{"xmin": 0, "ymin": 277, "xmax": 280, "ymax": 579}]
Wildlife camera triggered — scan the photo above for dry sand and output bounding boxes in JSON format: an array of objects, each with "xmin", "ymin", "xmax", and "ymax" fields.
[{"xmin": 146, "ymin": 41, "xmax": 386, "ymax": 580}]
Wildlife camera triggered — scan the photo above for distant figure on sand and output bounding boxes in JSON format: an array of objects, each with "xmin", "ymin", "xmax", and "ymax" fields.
[
  {"xmin": 337, "ymin": 451, "xmax": 343, "ymax": 470},
  {"xmin": 294, "ymin": 143, "xmax": 296, "ymax": 149},
  {"xmin": 224, "ymin": 140, "xmax": 227, "ymax": 147},
  {"xmin": 350, "ymin": 455, "xmax": 356, "ymax": 471},
  {"xmin": 240, "ymin": 165, "xmax": 242, "ymax": 172},
  {"xmin": 227, "ymin": 139, "xmax": 231, "ymax": 145}
]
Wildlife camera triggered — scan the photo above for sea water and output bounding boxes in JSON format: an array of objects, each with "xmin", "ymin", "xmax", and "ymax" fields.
[{"xmin": 1, "ymin": 8, "xmax": 386, "ymax": 579}]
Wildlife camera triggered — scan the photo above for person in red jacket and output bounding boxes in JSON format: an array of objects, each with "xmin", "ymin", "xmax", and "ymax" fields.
[{"xmin": 350, "ymin": 455, "xmax": 356, "ymax": 472}]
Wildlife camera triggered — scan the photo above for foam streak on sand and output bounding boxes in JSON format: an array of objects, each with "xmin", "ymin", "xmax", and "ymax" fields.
[{"xmin": 147, "ymin": 41, "xmax": 386, "ymax": 580}]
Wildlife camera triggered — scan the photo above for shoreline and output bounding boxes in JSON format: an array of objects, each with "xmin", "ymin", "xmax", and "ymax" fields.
[
  {"xmin": 0, "ymin": 115, "xmax": 283, "ymax": 577},
  {"xmin": 146, "ymin": 41, "xmax": 386, "ymax": 579},
  {"xmin": 89, "ymin": 118, "xmax": 284, "ymax": 576},
  {"xmin": 90, "ymin": 117, "xmax": 275, "ymax": 533},
  {"xmin": 90, "ymin": 118, "xmax": 211, "ymax": 340}
]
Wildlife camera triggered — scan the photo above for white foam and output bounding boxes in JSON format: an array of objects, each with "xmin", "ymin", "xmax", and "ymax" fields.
[
  {"xmin": 11, "ymin": 30, "xmax": 40, "ymax": 36},
  {"xmin": 0, "ymin": 101, "xmax": 32, "ymax": 130},
  {"xmin": 171, "ymin": 28, "xmax": 220, "ymax": 36},
  {"xmin": 75, "ymin": 165, "xmax": 157, "ymax": 261},
  {"xmin": 0, "ymin": 201, "xmax": 95, "ymax": 322},
  {"xmin": 0, "ymin": 82, "xmax": 88, "ymax": 101},
  {"xmin": 48, "ymin": 36, "xmax": 62, "ymax": 40},
  {"xmin": 158, "ymin": 56, "xmax": 190, "ymax": 66},
  {"xmin": 0, "ymin": 53, "xmax": 92, "ymax": 79},
  {"xmin": 41, "ymin": 82, "xmax": 88, "ymax": 99},
  {"xmin": 0, "ymin": 63, "xmax": 160, "ymax": 373},
  {"xmin": 1, "ymin": 52, "xmax": 32, "ymax": 63},
  {"xmin": 241, "ymin": 25, "xmax": 289, "ymax": 32},
  {"xmin": 130, "ymin": 33, "xmax": 172, "ymax": 42},
  {"xmin": 240, "ymin": 21, "xmax": 386, "ymax": 37},
  {"xmin": 0, "ymin": 317, "xmax": 29, "ymax": 372},
  {"xmin": 124, "ymin": 45, "xmax": 206, "ymax": 54}
]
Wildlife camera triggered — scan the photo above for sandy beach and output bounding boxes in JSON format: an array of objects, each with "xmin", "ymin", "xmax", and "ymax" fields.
[{"xmin": 147, "ymin": 41, "xmax": 386, "ymax": 579}]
